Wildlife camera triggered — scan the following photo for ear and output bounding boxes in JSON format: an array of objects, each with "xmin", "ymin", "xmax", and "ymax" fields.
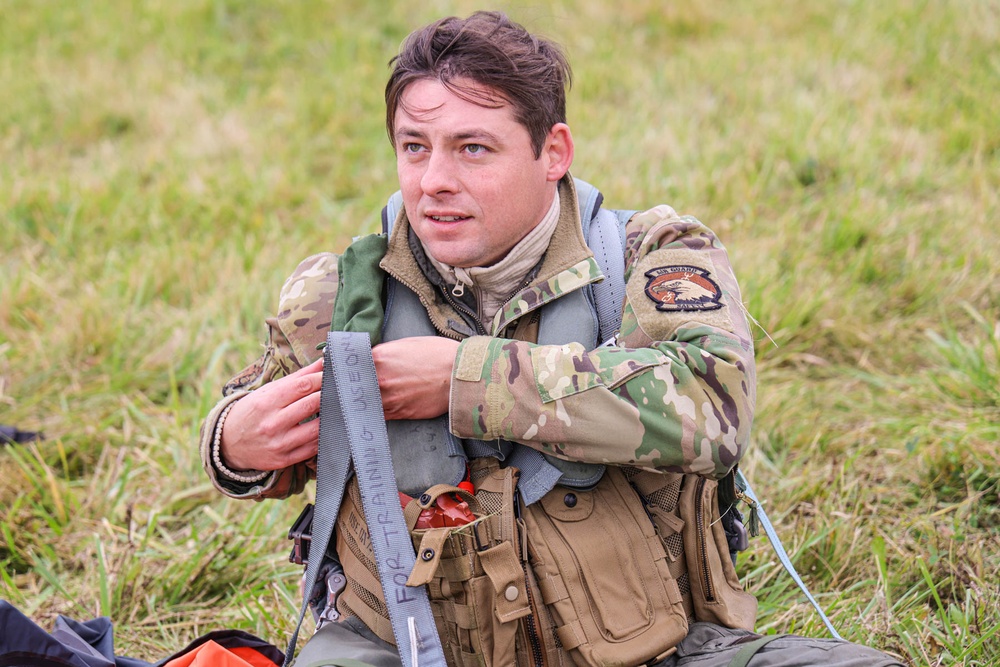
[{"xmin": 543, "ymin": 123, "xmax": 574, "ymax": 181}]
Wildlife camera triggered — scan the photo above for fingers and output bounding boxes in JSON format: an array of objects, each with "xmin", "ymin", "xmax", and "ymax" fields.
[
  {"xmin": 256, "ymin": 357, "xmax": 323, "ymax": 409},
  {"xmin": 373, "ymin": 337, "xmax": 457, "ymax": 420},
  {"xmin": 221, "ymin": 398, "xmax": 320, "ymax": 471},
  {"xmin": 285, "ymin": 384, "xmax": 323, "ymax": 425},
  {"xmin": 277, "ymin": 417, "xmax": 320, "ymax": 465},
  {"xmin": 293, "ymin": 356, "xmax": 324, "ymax": 375},
  {"xmin": 278, "ymin": 357, "xmax": 323, "ymax": 424},
  {"xmin": 285, "ymin": 369, "xmax": 324, "ymax": 405}
]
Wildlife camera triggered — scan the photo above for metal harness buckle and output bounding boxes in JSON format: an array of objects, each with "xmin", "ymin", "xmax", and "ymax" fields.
[
  {"xmin": 316, "ymin": 571, "xmax": 347, "ymax": 630},
  {"xmin": 288, "ymin": 503, "xmax": 314, "ymax": 565}
]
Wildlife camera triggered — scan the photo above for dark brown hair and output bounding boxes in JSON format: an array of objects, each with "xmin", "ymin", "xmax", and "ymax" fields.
[{"xmin": 385, "ymin": 11, "xmax": 572, "ymax": 158}]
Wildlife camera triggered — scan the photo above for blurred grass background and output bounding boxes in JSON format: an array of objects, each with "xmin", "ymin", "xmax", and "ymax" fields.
[{"xmin": 2, "ymin": 1, "xmax": 998, "ymax": 664}]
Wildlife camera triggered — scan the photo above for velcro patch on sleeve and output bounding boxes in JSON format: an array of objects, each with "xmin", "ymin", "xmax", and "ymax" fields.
[
  {"xmin": 454, "ymin": 336, "xmax": 492, "ymax": 382},
  {"xmin": 625, "ymin": 248, "xmax": 737, "ymax": 340}
]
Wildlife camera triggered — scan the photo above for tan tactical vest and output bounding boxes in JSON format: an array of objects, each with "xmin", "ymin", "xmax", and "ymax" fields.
[{"xmin": 336, "ymin": 458, "xmax": 757, "ymax": 667}]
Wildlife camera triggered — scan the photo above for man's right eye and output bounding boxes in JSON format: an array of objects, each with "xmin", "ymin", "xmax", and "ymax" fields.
[{"xmin": 402, "ymin": 143, "xmax": 424, "ymax": 154}]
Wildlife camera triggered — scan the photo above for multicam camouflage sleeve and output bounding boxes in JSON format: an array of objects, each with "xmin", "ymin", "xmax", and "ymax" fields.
[
  {"xmin": 449, "ymin": 206, "xmax": 755, "ymax": 480},
  {"xmin": 199, "ymin": 253, "xmax": 340, "ymax": 500}
]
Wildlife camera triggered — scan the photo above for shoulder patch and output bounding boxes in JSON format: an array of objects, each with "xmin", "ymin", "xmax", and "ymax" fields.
[
  {"xmin": 625, "ymin": 247, "xmax": 738, "ymax": 340},
  {"xmin": 643, "ymin": 266, "xmax": 723, "ymax": 312}
]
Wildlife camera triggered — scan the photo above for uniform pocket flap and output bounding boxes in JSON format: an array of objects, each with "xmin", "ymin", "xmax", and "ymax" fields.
[
  {"xmin": 478, "ymin": 541, "xmax": 531, "ymax": 623},
  {"xmin": 539, "ymin": 487, "xmax": 594, "ymax": 522},
  {"xmin": 407, "ymin": 528, "xmax": 451, "ymax": 587}
]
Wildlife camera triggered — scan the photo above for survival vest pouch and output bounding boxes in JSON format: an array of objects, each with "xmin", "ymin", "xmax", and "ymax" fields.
[
  {"xmin": 521, "ymin": 466, "xmax": 689, "ymax": 666},
  {"xmin": 622, "ymin": 468, "xmax": 758, "ymax": 630},
  {"xmin": 407, "ymin": 463, "xmax": 528, "ymax": 667}
]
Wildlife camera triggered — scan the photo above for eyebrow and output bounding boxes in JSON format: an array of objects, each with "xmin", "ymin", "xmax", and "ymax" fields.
[{"xmin": 395, "ymin": 127, "xmax": 504, "ymax": 146}]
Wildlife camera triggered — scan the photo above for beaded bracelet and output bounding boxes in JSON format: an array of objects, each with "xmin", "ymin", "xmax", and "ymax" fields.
[{"xmin": 212, "ymin": 400, "xmax": 270, "ymax": 484}]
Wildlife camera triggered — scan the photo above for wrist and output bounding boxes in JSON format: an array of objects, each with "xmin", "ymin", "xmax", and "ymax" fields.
[{"xmin": 212, "ymin": 400, "xmax": 269, "ymax": 484}]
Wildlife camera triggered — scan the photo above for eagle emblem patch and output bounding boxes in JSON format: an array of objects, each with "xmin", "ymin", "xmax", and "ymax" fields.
[{"xmin": 644, "ymin": 265, "xmax": 723, "ymax": 312}]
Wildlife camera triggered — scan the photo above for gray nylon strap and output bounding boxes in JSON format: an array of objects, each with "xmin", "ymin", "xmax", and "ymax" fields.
[
  {"xmin": 327, "ymin": 332, "xmax": 446, "ymax": 666},
  {"xmin": 736, "ymin": 469, "xmax": 843, "ymax": 640},
  {"xmin": 507, "ymin": 446, "xmax": 564, "ymax": 506},
  {"xmin": 589, "ymin": 207, "xmax": 628, "ymax": 344},
  {"xmin": 285, "ymin": 332, "xmax": 446, "ymax": 667},
  {"xmin": 284, "ymin": 335, "xmax": 352, "ymax": 665}
]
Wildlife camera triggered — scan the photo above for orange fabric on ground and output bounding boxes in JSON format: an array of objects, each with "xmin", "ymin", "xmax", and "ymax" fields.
[{"xmin": 163, "ymin": 639, "xmax": 281, "ymax": 667}]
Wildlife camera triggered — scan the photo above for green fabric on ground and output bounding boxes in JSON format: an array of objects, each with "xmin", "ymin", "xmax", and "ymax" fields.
[{"xmin": 727, "ymin": 635, "xmax": 785, "ymax": 667}]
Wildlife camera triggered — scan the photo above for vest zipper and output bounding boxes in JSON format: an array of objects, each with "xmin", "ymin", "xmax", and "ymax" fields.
[
  {"xmin": 520, "ymin": 561, "xmax": 547, "ymax": 667},
  {"xmin": 695, "ymin": 476, "xmax": 716, "ymax": 602},
  {"xmin": 515, "ymin": 505, "xmax": 547, "ymax": 667},
  {"xmin": 441, "ymin": 287, "xmax": 488, "ymax": 336}
]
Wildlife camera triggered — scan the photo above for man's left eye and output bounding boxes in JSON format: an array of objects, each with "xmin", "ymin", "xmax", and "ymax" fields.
[{"xmin": 465, "ymin": 144, "xmax": 486, "ymax": 154}]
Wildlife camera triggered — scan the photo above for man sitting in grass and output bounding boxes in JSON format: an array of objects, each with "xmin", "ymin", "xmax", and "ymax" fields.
[{"xmin": 201, "ymin": 11, "xmax": 904, "ymax": 667}]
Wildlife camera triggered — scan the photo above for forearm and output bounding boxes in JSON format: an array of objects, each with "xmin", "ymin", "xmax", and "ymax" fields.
[
  {"xmin": 200, "ymin": 253, "xmax": 340, "ymax": 500},
  {"xmin": 449, "ymin": 325, "xmax": 753, "ymax": 479}
]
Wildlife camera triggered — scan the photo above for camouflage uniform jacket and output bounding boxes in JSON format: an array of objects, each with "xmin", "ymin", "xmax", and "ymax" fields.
[{"xmin": 199, "ymin": 176, "xmax": 755, "ymax": 501}]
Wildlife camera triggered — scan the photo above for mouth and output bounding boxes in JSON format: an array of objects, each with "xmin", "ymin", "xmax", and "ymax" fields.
[{"xmin": 427, "ymin": 214, "xmax": 471, "ymax": 223}]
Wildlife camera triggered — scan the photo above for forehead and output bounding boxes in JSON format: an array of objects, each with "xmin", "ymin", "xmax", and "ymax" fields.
[{"xmin": 394, "ymin": 78, "xmax": 520, "ymax": 134}]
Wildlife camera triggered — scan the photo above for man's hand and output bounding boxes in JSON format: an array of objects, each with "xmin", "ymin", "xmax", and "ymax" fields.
[
  {"xmin": 373, "ymin": 337, "xmax": 460, "ymax": 421},
  {"xmin": 219, "ymin": 357, "xmax": 323, "ymax": 471},
  {"xmin": 218, "ymin": 337, "xmax": 457, "ymax": 472}
]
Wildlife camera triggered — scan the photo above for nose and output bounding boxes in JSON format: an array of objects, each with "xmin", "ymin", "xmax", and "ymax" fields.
[{"xmin": 420, "ymin": 149, "xmax": 459, "ymax": 196}]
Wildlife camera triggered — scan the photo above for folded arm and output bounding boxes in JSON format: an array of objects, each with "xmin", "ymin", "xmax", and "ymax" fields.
[{"xmin": 449, "ymin": 208, "xmax": 755, "ymax": 480}]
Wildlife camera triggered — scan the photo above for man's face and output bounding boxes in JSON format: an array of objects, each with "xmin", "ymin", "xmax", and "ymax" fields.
[{"xmin": 394, "ymin": 78, "xmax": 571, "ymax": 268}]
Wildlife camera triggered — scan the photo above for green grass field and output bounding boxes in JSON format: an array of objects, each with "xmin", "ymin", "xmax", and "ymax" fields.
[{"xmin": 2, "ymin": 1, "xmax": 998, "ymax": 664}]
